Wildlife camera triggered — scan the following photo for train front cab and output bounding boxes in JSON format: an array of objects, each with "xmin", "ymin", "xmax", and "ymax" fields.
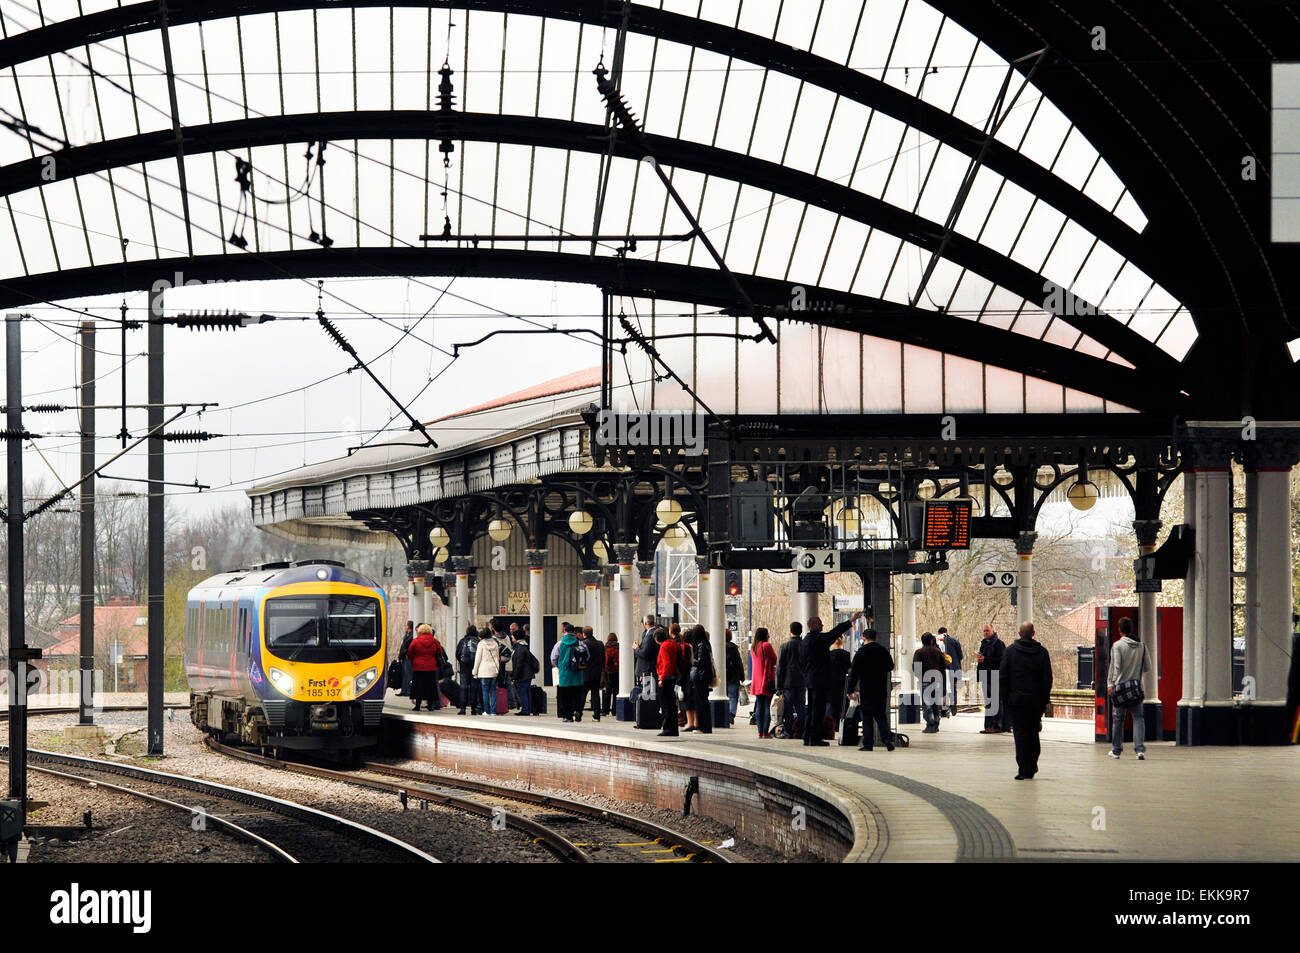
[{"xmin": 255, "ymin": 580, "xmax": 388, "ymax": 752}]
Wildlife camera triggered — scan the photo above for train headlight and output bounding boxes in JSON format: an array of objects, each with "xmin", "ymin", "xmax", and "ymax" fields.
[
  {"xmin": 268, "ymin": 667, "xmax": 294, "ymax": 695},
  {"xmin": 354, "ymin": 667, "xmax": 379, "ymax": 694}
]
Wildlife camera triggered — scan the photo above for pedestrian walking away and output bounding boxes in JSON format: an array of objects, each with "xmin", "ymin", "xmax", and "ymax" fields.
[
  {"xmin": 1107, "ymin": 616, "xmax": 1152, "ymax": 759},
  {"xmin": 999, "ymin": 622, "xmax": 1054, "ymax": 779},
  {"xmin": 846, "ymin": 628, "xmax": 895, "ymax": 751},
  {"xmin": 913, "ymin": 633, "xmax": 948, "ymax": 733}
]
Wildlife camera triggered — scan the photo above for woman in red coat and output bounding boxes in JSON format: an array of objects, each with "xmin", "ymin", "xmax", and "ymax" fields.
[
  {"xmin": 750, "ymin": 628, "xmax": 778, "ymax": 738},
  {"xmin": 407, "ymin": 624, "xmax": 445, "ymax": 711},
  {"xmin": 601, "ymin": 634, "xmax": 620, "ymax": 716}
]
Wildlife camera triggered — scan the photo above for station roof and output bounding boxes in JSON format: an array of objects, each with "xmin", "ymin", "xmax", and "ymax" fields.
[{"xmin": 0, "ymin": 1, "xmax": 1295, "ymax": 421}]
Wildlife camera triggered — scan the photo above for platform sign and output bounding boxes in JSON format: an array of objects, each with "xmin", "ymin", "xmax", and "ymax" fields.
[
  {"xmin": 797, "ymin": 572, "xmax": 825, "ymax": 593},
  {"xmin": 922, "ymin": 500, "xmax": 971, "ymax": 549},
  {"xmin": 981, "ymin": 571, "xmax": 1018, "ymax": 589},
  {"xmin": 792, "ymin": 548, "xmax": 840, "ymax": 572}
]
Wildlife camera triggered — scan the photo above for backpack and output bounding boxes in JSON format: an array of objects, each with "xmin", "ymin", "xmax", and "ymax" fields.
[
  {"xmin": 569, "ymin": 639, "xmax": 590, "ymax": 672},
  {"xmin": 458, "ymin": 637, "xmax": 478, "ymax": 668}
]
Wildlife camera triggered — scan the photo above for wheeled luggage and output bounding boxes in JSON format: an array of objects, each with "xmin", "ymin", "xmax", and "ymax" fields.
[{"xmin": 530, "ymin": 684, "xmax": 547, "ymax": 714}]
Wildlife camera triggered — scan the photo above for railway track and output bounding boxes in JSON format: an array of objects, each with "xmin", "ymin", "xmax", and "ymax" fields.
[
  {"xmin": 0, "ymin": 704, "xmax": 187, "ymax": 721},
  {"xmin": 1, "ymin": 745, "xmax": 439, "ymax": 864},
  {"xmin": 209, "ymin": 740, "xmax": 732, "ymax": 864}
]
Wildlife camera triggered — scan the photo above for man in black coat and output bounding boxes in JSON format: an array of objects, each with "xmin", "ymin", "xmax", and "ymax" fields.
[
  {"xmin": 798, "ymin": 612, "xmax": 863, "ymax": 746},
  {"xmin": 976, "ymin": 624, "xmax": 1007, "ymax": 733},
  {"xmin": 912, "ymin": 633, "xmax": 949, "ymax": 733},
  {"xmin": 634, "ymin": 614, "xmax": 660, "ymax": 679},
  {"xmin": 846, "ymin": 628, "xmax": 895, "ymax": 751},
  {"xmin": 396, "ymin": 621, "xmax": 415, "ymax": 696},
  {"xmin": 937, "ymin": 626, "xmax": 964, "ymax": 717},
  {"xmin": 580, "ymin": 626, "xmax": 605, "ymax": 722},
  {"xmin": 999, "ymin": 622, "xmax": 1054, "ymax": 780},
  {"xmin": 776, "ymin": 622, "xmax": 806, "ymax": 739}
]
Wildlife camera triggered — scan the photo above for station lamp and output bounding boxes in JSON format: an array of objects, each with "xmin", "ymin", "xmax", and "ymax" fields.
[
  {"xmin": 428, "ymin": 525, "xmax": 450, "ymax": 549},
  {"xmin": 1067, "ymin": 478, "xmax": 1100, "ymax": 511},
  {"xmin": 837, "ymin": 505, "xmax": 862, "ymax": 535},
  {"xmin": 488, "ymin": 518, "xmax": 512, "ymax": 542},
  {"xmin": 656, "ymin": 497, "xmax": 683, "ymax": 526},
  {"xmin": 569, "ymin": 509, "xmax": 594, "ymax": 536},
  {"xmin": 593, "ymin": 540, "xmax": 608, "ymax": 563},
  {"xmin": 433, "ymin": 548, "xmax": 448, "ymax": 565},
  {"xmin": 663, "ymin": 524, "xmax": 689, "ymax": 549}
]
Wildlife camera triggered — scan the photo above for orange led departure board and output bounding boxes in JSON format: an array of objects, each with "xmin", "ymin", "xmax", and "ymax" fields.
[{"xmin": 922, "ymin": 500, "xmax": 971, "ymax": 550}]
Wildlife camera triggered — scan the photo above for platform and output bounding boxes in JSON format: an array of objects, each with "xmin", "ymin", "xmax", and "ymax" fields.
[{"xmin": 383, "ymin": 690, "xmax": 1300, "ymax": 862}]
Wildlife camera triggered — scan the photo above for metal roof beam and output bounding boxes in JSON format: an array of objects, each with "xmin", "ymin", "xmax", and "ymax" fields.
[{"xmin": 0, "ymin": 109, "xmax": 1178, "ymax": 376}]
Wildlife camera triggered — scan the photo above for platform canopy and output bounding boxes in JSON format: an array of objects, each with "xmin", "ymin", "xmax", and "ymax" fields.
[{"xmin": 1, "ymin": 1, "xmax": 1297, "ymax": 419}]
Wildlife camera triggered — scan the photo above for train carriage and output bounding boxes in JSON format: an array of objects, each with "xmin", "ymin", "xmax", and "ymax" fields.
[{"xmin": 184, "ymin": 560, "xmax": 387, "ymax": 755}]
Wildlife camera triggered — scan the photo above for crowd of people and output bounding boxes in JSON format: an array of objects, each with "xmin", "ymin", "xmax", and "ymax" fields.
[{"xmin": 392, "ymin": 611, "xmax": 1071, "ymax": 778}]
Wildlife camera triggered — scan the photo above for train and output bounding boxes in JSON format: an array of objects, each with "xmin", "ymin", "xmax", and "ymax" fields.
[{"xmin": 184, "ymin": 560, "xmax": 388, "ymax": 756}]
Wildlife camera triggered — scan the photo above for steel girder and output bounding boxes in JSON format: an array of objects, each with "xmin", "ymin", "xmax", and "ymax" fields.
[
  {"xmin": 0, "ymin": 0, "xmax": 1147, "ymax": 276},
  {"xmin": 0, "ymin": 108, "xmax": 1180, "ymax": 380},
  {"xmin": 0, "ymin": 245, "xmax": 1182, "ymax": 414}
]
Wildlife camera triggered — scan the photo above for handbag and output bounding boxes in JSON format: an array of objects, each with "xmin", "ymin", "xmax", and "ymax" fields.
[
  {"xmin": 436, "ymin": 647, "xmax": 454, "ymax": 681},
  {"xmin": 1112, "ymin": 644, "xmax": 1147, "ymax": 707},
  {"xmin": 387, "ymin": 658, "xmax": 403, "ymax": 686}
]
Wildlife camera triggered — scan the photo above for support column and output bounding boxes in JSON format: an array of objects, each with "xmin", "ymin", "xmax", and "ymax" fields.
[
  {"xmin": 451, "ymin": 557, "xmax": 472, "ymax": 647},
  {"xmin": 1132, "ymin": 520, "xmax": 1163, "ymax": 741},
  {"xmin": 600, "ymin": 565, "xmax": 614, "ymax": 639},
  {"xmin": 422, "ymin": 572, "xmax": 435, "ymax": 634},
  {"xmin": 1243, "ymin": 437, "xmax": 1299, "ymax": 743},
  {"xmin": 78, "ymin": 320, "xmax": 96, "ymax": 727},
  {"xmin": 146, "ymin": 284, "xmax": 164, "ymax": 755},
  {"xmin": 1015, "ymin": 531, "xmax": 1036, "ymax": 631},
  {"xmin": 526, "ymin": 549, "xmax": 546, "ymax": 688},
  {"xmin": 582, "ymin": 570, "xmax": 602, "ymax": 635},
  {"xmin": 898, "ymin": 569, "xmax": 920, "ymax": 724},
  {"xmin": 408, "ymin": 565, "xmax": 425, "ymax": 629},
  {"xmin": 699, "ymin": 559, "xmax": 729, "ymax": 726},
  {"xmin": 636, "ymin": 560, "xmax": 656, "ymax": 627},
  {"xmin": 613, "ymin": 545, "xmax": 637, "ymax": 705},
  {"xmin": 1178, "ymin": 427, "xmax": 1235, "ymax": 745}
]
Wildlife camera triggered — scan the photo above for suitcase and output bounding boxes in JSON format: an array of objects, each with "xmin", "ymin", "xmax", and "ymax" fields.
[
  {"xmin": 387, "ymin": 658, "xmax": 403, "ymax": 688},
  {"xmin": 635, "ymin": 695, "xmax": 661, "ymax": 729},
  {"xmin": 838, "ymin": 703, "xmax": 860, "ymax": 747},
  {"xmin": 438, "ymin": 677, "xmax": 461, "ymax": 709},
  {"xmin": 496, "ymin": 686, "xmax": 509, "ymax": 714},
  {"xmin": 530, "ymin": 684, "xmax": 547, "ymax": 715}
]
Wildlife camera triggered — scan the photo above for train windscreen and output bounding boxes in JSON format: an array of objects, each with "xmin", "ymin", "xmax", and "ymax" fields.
[{"xmin": 265, "ymin": 594, "xmax": 380, "ymax": 662}]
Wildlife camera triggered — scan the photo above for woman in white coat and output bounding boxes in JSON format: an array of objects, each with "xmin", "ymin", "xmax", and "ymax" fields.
[{"xmin": 473, "ymin": 634, "xmax": 502, "ymax": 715}]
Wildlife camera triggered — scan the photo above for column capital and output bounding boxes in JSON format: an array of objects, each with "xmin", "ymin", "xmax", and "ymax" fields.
[
  {"xmin": 1241, "ymin": 433, "xmax": 1300, "ymax": 471},
  {"xmin": 1015, "ymin": 531, "xmax": 1038, "ymax": 555},
  {"xmin": 695, "ymin": 556, "xmax": 710, "ymax": 574},
  {"xmin": 636, "ymin": 559, "xmax": 655, "ymax": 580},
  {"xmin": 612, "ymin": 543, "xmax": 638, "ymax": 565},
  {"xmin": 1178, "ymin": 424, "xmax": 1237, "ymax": 471},
  {"xmin": 581, "ymin": 569, "xmax": 603, "ymax": 587},
  {"xmin": 1132, "ymin": 519, "xmax": 1163, "ymax": 548},
  {"xmin": 407, "ymin": 560, "xmax": 428, "ymax": 580},
  {"xmin": 603, "ymin": 564, "xmax": 618, "ymax": 584},
  {"xmin": 525, "ymin": 548, "xmax": 548, "ymax": 569},
  {"xmin": 450, "ymin": 555, "xmax": 473, "ymax": 575}
]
